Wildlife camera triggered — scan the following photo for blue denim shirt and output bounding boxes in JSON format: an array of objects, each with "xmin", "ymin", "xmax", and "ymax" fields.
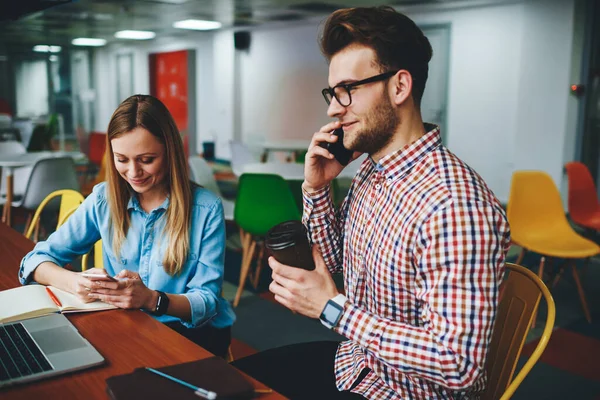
[{"xmin": 19, "ymin": 182, "xmax": 236, "ymax": 329}]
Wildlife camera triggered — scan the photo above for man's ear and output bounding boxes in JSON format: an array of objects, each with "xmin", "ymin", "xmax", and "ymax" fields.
[{"xmin": 390, "ymin": 69, "xmax": 413, "ymax": 106}]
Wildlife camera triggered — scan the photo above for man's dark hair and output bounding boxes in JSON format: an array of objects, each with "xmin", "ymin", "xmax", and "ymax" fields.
[{"xmin": 320, "ymin": 6, "xmax": 433, "ymax": 107}]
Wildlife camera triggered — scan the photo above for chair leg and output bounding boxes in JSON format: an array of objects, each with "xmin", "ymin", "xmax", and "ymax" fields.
[
  {"xmin": 23, "ymin": 212, "xmax": 33, "ymax": 237},
  {"xmin": 551, "ymin": 265, "xmax": 565, "ymax": 289},
  {"xmin": 33, "ymin": 218, "xmax": 41, "ymax": 242},
  {"xmin": 531, "ymin": 256, "xmax": 547, "ymax": 328},
  {"xmin": 226, "ymin": 345, "xmax": 234, "ymax": 363},
  {"xmin": 251, "ymin": 244, "xmax": 265, "ymax": 289},
  {"xmin": 570, "ymin": 260, "xmax": 592, "ymax": 323},
  {"xmin": 233, "ymin": 239, "xmax": 256, "ymax": 307},
  {"xmin": 516, "ymin": 248, "xmax": 527, "ymax": 265}
]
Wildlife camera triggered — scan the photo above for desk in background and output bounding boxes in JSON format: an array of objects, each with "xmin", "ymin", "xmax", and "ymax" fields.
[
  {"xmin": 260, "ymin": 139, "xmax": 310, "ymax": 162},
  {"xmin": 0, "ymin": 151, "xmax": 87, "ymax": 226},
  {"xmin": 0, "ymin": 223, "xmax": 283, "ymax": 399}
]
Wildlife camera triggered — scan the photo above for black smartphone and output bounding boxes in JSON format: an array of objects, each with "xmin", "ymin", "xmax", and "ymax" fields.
[{"xmin": 324, "ymin": 128, "xmax": 353, "ymax": 166}]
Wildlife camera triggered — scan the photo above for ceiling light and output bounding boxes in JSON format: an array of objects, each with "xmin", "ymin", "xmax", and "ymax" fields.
[
  {"xmin": 173, "ymin": 19, "xmax": 222, "ymax": 31},
  {"xmin": 72, "ymin": 38, "xmax": 107, "ymax": 46},
  {"xmin": 114, "ymin": 30, "xmax": 156, "ymax": 40},
  {"xmin": 33, "ymin": 45, "xmax": 62, "ymax": 53}
]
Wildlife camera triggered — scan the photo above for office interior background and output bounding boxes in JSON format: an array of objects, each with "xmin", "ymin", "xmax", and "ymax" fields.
[{"xmin": 1, "ymin": 0, "xmax": 600, "ymax": 398}]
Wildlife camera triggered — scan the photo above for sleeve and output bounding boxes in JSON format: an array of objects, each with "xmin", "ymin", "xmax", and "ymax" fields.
[
  {"xmin": 302, "ymin": 184, "xmax": 346, "ymax": 274},
  {"xmin": 180, "ymin": 198, "xmax": 226, "ymax": 328},
  {"xmin": 333, "ymin": 201, "xmax": 511, "ymax": 390},
  {"xmin": 19, "ymin": 185, "xmax": 104, "ymax": 285}
]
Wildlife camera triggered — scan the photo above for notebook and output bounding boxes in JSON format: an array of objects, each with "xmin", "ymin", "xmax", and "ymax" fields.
[
  {"xmin": 0, "ymin": 313, "xmax": 105, "ymax": 387},
  {"xmin": 106, "ymin": 357, "xmax": 255, "ymax": 400},
  {"xmin": 0, "ymin": 284, "xmax": 116, "ymax": 324}
]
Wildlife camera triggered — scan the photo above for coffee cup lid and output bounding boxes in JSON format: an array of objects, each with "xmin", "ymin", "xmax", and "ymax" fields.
[{"xmin": 265, "ymin": 220, "xmax": 305, "ymax": 251}]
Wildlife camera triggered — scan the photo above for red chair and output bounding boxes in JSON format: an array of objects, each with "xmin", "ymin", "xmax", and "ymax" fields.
[
  {"xmin": 565, "ymin": 161, "xmax": 600, "ymax": 231},
  {"xmin": 88, "ymin": 132, "xmax": 107, "ymax": 167}
]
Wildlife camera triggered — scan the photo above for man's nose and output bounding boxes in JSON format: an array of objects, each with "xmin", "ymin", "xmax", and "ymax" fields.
[{"xmin": 327, "ymin": 97, "xmax": 346, "ymax": 118}]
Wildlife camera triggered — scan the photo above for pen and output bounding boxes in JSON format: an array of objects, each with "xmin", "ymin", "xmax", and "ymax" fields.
[
  {"xmin": 145, "ymin": 367, "xmax": 217, "ymax": 399},
  {"xmin": 45, "ymin": 287, "xmax": 62, "ymax": 308}
]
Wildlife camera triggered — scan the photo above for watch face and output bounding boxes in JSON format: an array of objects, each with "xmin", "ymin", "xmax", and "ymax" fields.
[
  {"xmin": 322, "ymin": 301, "xmax": 343, "ymax": 325},
  {"xmin": 323, "ymin": 304, "xmax": 340, "ymax": 322}
]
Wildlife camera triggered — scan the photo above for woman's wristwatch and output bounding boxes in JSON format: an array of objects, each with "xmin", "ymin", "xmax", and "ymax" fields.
[{"xmin": 151, "ymin": 291, "xmax": 170, "ymax": 316}]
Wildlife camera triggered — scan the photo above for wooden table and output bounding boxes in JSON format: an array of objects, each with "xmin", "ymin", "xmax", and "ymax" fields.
[{"xmin": 0, "ymin": 223, "xmax": 284, "ymax": 399}]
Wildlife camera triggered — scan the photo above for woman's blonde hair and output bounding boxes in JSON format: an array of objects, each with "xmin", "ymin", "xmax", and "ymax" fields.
[{"xmin": 105, "ymin": 94, "xmax": 191, "ymax": 275}]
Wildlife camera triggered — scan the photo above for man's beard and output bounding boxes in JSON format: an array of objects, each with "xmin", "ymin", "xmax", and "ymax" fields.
[{"xmin": 347, "ymin": 92, "xmax": 398, "ymax": 156}]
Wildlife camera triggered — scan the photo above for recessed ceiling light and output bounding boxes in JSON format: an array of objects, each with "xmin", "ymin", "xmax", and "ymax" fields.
[
  {"xmin": 114, "ymin": 30, "xmax": 156, "ymax": 40},
  {"xmin": 33, "ymin": 45, "xmax": 62, "ymax": 53},
  {"xmin": 72, "ymin": 38, "xmax": 107, "ymax": 46},
  {"xmin": 173, "ymin": 19, "xmax": 222, "ymax": 31}
]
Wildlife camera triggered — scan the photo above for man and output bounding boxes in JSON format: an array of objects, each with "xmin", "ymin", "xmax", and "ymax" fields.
[{"xmin": 232, "ymin": 6, "xmax": 511, "ymax": 399}]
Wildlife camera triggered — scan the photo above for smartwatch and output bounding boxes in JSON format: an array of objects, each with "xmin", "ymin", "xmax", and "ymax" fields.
[
  {"xmin": 319, "ymin": 294, "xmax": 347, "ymax": 329},
  {"xmin": 151, "ymin": 291, "xmax": 170, "ymax": 316}
]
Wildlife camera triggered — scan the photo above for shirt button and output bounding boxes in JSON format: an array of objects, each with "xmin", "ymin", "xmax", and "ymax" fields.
[{"xmin": 375, "ymin": 184, "xmax": 381, "ymax": 190}]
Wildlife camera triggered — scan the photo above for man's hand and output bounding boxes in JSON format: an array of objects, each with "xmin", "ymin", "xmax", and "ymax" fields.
[
  {"xmin": 87, "ymin": 270, "xmax": 156, "ymax": 310},
  {"xmin": 303, "ymin": 121, "xmax": 361, "ymax": 193},
  {"xmin": 269, "ymin": 245, "xmax": 339, "ymax": 318}
]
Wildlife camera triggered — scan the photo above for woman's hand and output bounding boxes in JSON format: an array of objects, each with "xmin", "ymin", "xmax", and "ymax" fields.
[
  {"xmin": 70, "ymin": 271, "xmax": 107, "ymax": 303},
  {"xmin": 87, "ymin": 270, "xmax": 156, "ymax": 310}
]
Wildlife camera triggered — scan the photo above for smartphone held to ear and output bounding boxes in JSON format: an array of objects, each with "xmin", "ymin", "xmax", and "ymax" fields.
[{"xmin": 323, "ymin": 128, "xmax": 353, "ymax": 166}]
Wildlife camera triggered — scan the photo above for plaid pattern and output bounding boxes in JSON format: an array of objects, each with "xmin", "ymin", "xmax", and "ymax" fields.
[{"xmin": 303, "ymin": 125, "xmax": 511, "ymax": 399}]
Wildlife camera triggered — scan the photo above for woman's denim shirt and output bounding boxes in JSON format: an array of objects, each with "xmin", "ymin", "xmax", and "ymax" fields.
[{"xmin": 19, "ymin": 182, "xmax": 235, "ymax": 329}]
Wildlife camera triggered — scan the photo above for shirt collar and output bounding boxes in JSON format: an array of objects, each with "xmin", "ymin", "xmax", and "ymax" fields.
[
  {"xmin": 127, "ymin": 193, "xmax": 170, "ymax": 213},
  {"xmin": 374, "ymin": 123, "xmax": 441, "ymax": 181}
]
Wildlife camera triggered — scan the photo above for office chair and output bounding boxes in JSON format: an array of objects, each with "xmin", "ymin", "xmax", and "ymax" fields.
[
  {"xmin": 233, "ymin": 173, "xmax": 301, "ymax": 306},
  {"xmin": 507, "ymin": 170, "xmax": 600, "ymax": 323},
  {"xmin": 483, "ymin": 263, "xmax": 555, "ymax": 400},
  {"xmin": 564, "ymin": 161, "xmax": 600, "ymax": 232}
]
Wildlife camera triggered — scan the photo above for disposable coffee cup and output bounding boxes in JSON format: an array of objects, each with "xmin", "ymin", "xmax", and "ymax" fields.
[{"xmin": 265, "ymin": 220, "xmax": 315, "ymax": 271}]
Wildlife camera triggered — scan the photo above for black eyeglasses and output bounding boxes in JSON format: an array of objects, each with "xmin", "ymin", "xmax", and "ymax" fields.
[{"xmin": 322, "ymin": 70, "xmax": 398, "ymax": 107}]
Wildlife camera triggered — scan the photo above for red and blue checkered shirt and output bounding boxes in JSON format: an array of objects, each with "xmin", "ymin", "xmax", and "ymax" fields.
[{"xmin": 303, "ymin": 125, "xmax": 511, "ymax": 399}]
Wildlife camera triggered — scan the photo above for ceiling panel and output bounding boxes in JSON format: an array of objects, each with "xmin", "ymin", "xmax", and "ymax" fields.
[{"xmin": 0, "ymin": 0, "xmax": 518, "ymax": 52}]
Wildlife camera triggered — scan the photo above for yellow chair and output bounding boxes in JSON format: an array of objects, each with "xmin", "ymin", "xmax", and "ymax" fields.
[
  {"xmin": 24, "ymin": 189, "xmax": 85, "ymax": 240},
  {"xmin": 81, "ymin": 240, "xmax": 103, "ymax": 272},
  {"xmin": 507, "ymin": 170, "xmax": 600, "ymax": 322},
  {"xmin": 483, "ymin": 263, "xmax": 555, "ymax": 400}
]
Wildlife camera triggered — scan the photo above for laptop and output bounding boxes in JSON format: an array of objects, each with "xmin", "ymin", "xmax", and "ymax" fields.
[{"xmin": 0, "ymin": 313, "xmax": 105, "ymax": 388}]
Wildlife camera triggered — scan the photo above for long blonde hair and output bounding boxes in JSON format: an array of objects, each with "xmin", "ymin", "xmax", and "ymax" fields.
[{"xmin": 105, "ymin": 94, "xmax": 192, "ymax": 275}]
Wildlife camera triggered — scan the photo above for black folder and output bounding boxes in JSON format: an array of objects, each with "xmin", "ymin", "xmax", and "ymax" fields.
[{"xmin": 106, "ymin": 357, "xmax": 255, "ymax": 400}]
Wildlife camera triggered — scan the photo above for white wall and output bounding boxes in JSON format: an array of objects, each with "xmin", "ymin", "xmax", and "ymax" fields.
[
  {"xmin": 90, "ymin": 0, "xmax": 582, "ymax": 203},
  {"xmin": 15, "ymin": 60, "xmax": 49, "ymax": 117},
  {"xmin": 238, "ymin": 23, "xmax": 329, "ymax": 145},
  {"xmin": 93, "ymin": 33, "xmax": 219, "ymax": 156}
]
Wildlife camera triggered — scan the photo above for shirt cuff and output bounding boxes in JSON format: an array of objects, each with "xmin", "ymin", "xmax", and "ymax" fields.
[
  {"xmin": 19, "ymin": 254, "xmax": 60, "ymax": 285},
  {"xmin": 302, "ymin": 184, "xmax": 334, "ymax": 221}
]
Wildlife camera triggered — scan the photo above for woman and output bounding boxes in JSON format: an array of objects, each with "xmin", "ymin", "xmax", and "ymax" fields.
[{"xmin": 19, "ymin": 94, "xmax": 235, "ymax": 357}]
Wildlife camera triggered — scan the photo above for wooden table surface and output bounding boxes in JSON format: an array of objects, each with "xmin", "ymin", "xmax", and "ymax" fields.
[{"xmin": 0, "ymin": 223, "xmax": 284, "ymax": 399}]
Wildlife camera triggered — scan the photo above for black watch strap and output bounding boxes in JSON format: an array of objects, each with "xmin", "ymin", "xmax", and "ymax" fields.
[{"xmin": 151, "ymin": 291, "xmax": 169, "ymax": 316}]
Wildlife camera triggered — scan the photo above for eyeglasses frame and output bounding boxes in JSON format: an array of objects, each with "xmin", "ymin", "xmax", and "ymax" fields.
[{"xmin": 321, "ymin": 70, "xmax": 399, "ymax": 107}]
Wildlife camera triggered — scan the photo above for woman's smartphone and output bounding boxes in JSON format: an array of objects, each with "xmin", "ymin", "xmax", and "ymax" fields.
[
  {"xmin": 81, "ymin": 272, "xmax": 118, "ymax": 282},
  {"xmin": 325, "ymin": 128, "xmax": 353, "ymax": 166}
]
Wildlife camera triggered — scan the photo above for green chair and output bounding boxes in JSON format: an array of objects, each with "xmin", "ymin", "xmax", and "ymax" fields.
[{"xmin": 233, "ymin": 173, "xmax": 301, "ymax": 307}]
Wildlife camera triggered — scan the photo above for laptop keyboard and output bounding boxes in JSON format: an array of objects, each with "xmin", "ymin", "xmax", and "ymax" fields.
[{"xmin": 0, "ymin": 323, "xmax": 53, "ymax": 382}]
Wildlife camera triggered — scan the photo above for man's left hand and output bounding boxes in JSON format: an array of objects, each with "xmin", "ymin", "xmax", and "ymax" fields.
[{"xmin": 269, "ymin": 245, "xmax": 339, "ymax": 319}]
